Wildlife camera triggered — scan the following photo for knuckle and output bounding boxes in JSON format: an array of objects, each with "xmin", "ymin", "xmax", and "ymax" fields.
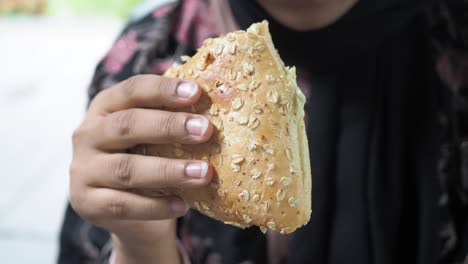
[
  {"xmin": 68, "ymin": 159, "xmax": 80, "ymax": 179},
  {"xmin": 69, "ymin": 188, "xmax": 80, "ymax": 211},
  {"xmin": 156, "ymin": 159, "xmax": 175, "ymax": 187},
  {"xmin": 149, "ymin": 76, "xmax": 166, "ymax": 99},
  {"xmin": 71, "ymin": 126, "xmax": 85, "ymax": 146},
  {"xmin": 112, "ymin": 110, "xmax": 137, "ymax": 137},
  {"xmin": 88, "ymin": 89, "xmax": 108, "ymax": 110},
  {"xmin": 158, "ymin": 112, "xmax": 180, "ymax": 140},
  {"xmin": 121, "ymin": 75, "xmax": 140, "ymax": 99},
  {"xmin": 68, "ymin": 168, "xmax": 100, "ymax": 224},
  {"xmin": 69, "ymin": 187, "xmax": 95, "ymax": 222},
  {"xmin": 112, "ymin": 155, "xmax": 134, "ymax": 186},
  {"xmin": 72, "ymin": 119, "xmax": 100, "ymax": 147},
  {"xmin": 107, "ymin": 195, "xmax": 127, "ymax": 218}
]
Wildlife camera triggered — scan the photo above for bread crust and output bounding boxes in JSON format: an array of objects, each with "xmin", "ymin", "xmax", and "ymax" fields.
[{"xmin": 138, "ymin": 21, "xmax": 311, "ymax": 234}]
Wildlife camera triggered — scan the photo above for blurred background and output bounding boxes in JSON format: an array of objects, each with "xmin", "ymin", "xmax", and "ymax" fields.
[{"xmin": 0, "ymin": 0, "xmax": 165, "ymax": 262}]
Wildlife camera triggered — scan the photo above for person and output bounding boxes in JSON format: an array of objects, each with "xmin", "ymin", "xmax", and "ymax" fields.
[{"xmin": 59, "ymin": 0, "xmax": 468, "ymax": 263}]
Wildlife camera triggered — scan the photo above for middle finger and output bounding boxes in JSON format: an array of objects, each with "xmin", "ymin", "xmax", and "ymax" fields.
[{"xmin": 93, "ymin": 108, "xmax": 213, "ymax": 149}]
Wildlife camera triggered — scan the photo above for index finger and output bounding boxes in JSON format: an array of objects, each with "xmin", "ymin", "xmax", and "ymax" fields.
[{"xmin": 88, "ymin": 75, "xmax": 201, "ymax": 115}]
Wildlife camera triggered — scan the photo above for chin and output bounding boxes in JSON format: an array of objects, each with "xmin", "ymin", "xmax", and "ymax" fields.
[{"xmin": 260, "ymin": 0, "xmax": 326, "ymax": 8}]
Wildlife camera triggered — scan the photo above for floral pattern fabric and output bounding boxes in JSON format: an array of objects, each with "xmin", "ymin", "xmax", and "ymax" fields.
[{"xmin": 59, "ymin": 0, "xmax": 468, "ymax": 263}]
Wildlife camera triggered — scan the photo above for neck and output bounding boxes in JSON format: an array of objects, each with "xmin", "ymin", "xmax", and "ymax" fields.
[{"xmin": 256, "ymin": 0, "xmax": 358, "ymax": 31}]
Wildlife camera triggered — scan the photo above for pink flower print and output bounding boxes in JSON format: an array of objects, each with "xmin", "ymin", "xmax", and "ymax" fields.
[
  {"xmin": 437, "ymin": 50, "xmax": 468, "ymax": 88},
  {"xmin": 175, "ymin": 0, "xmax": 219, "ymax": 47},
  {"xmin": 152, "ymin": 4, "xmax": 173, "ymax": 18},
  {"xmin": 103, "ymin": 30, "xmax": 139, "ymax": 74},
  {"xmin": 147, "ymin": 59, "xmax": 174, "ymax": 75}
]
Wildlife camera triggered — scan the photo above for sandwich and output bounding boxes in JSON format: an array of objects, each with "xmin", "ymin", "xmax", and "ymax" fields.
[{"xmin": 138, "ymin": 21, "xmax": 311, "ymax": 234}]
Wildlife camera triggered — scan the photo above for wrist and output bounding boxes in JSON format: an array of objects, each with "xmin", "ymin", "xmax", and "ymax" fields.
[{"xmin": 112, "ymin": 233, "xmax": 180, "ymax": 264}]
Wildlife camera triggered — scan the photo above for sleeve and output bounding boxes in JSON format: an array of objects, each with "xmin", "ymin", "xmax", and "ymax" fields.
[
  {"xmin": 107, "ymin": 240, "xmax": 192, "ymax": 264},
  {"xmin": 429, "ymin": 0, "xmax": 468, "ymax": 263}
]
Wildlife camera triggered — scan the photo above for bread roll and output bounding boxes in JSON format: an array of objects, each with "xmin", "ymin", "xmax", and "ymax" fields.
[{"xmin": 139, "ymin": 21, "xmax": 311, "ymax": 234}]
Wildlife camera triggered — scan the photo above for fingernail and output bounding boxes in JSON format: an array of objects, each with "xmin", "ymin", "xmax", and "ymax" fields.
[
  {"xmin": 185, "ymin": 162, "xmax": 208, "ymax": 179},
  {"xmin": 171, "ymin": 199, "xmax": 189, "ymax": 214},
  {"xmin": 186, "ymin": 117, "xmax": 209, "ymax": 136},
  {"xmin": 177, "ymin": 82, "xmax": 198, "ymax": 98}
]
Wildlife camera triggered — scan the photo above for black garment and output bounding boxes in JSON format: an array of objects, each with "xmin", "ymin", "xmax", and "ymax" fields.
[
  {"xmin": 57, "ymin": 0, "xmax": 468, "ymax": 263},
  {"xmin": 228, "ymin": 1, "xmax": 441, "ymax": 263}
]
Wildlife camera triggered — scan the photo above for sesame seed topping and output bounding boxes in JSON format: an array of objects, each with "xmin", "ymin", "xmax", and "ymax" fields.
[
  {"xmin": 180, "ymin": 55, "xmax": 191, "ymax": 62},
  {"xmin": 276, "ymin": 189, "xmax": 286, "ymax": 202},
  {"xmin": 231, "ymin": 154, "xmax": 245, "ymax": 164},
  {"xmin": 228, "ymin": 69, "xmax": 237, "ymax": 80},
  {"xmin": 237, "ymin": 116, "xmax": 249, "ymax": 125},
  {"xmin": 217, "ymin": 189, "xmax": 226, "ymax": 198},
  {"xmin": 280, "ymin": 177, "xmax": 292, "ymax": 187},
  {"xmin": 283, "ymin": 125, "xmax": 290, "ymax": 136},
  {"xmin": 243, "ymin": 214, "xmax": 252, "ymax": 223},
  {"xmin": 200, "ymin": 202, "xmax": 211, "ymax": 211},
  {"xmin": 197, "ymin": 61, "xmax": 207, "ymax": 70},
  {"xmin": 247, "ymin": 25, "xmax": 260, "ymax": 35},
  {"xmin": 250, "ymin": 169, "xmax": 261, "ymax": 179},
  {"xmin": 247, "ymin": 141, "xmax": 258, "ymax": 151},
  {"xmin": 252, "ymin": 194, "xmax": 260, "ymax": 202},
  {"xmin": 233, "ymin": 179, "xmax": 242, "ymax": 186},
  {"xmin": 209, "ymin": 104, "xmax": 219, "ymax": 116},
  {"xmin": 236, "ymin": 84, "xmax": 248, "ymax": 91},
  {"xmin": 228, "ymin": 44, "xmax": 237, "ymax": 54},
  {"xmin": 215, "ymin": 44, "xmax": 224, "ymax": 55},
  {"xmin": 267, "ymin": 164, "xmax": 275, "ymax": 172},
  {"xmin": 243, "ymin": 63, "xmax": 255, "ymax": 75},
  {"xmin": 266, "ymin": 75, "xmax": 276, "ymax": 83},
  {"xmin": 252, "ymin": 104, "xmax": 263, "ymax": 114},
  {"xmin": 263, "ymin": 144, "xmax": 274, "ymax": 155},
  {"xmin": 268, "ymin": 118, "xmax": 279, "ymax": 126},
  {"xmin": 232, "ymin": 98, "xmax": 244, "ymax": 111},
  {"xmin": 226, "ymin": 33, "xmax": 236, "ymax": 42},
  {"xmin": 267, "ymin": 90, "xmax": 279, "ymax": 104},
  {"xmin": 249, "ymin": 80, "xmax": 261, "ymax": 91},
  {"xmin": 247, "ymin": 117, "xmax": 260, "ymax": 130},
  {"xmin": 286, "ymin": 148, "xmax": 293, "ymax": 161},
  {"xmin": 238, "ymin": 189, "xmax": 250, "ymax": 201},
  {"xmin": 253, "ymin": 41, "xmax": 264, "ymax": 51},
  {"xmin": 289, "ymin": 164, "xmax": 296, "ymax": 174},
  {"xmin": 265, "ymin": 177, "xmax": 275, "ymax": 186},
  {"xmin": 288, "ymin": 197, "xmax": 299, "ymax": 208},
  {"xmin": 267, "ymin": 221, "xmax": 277, "ymax": 230},
  {"xmin": 231, "ymin": 162, "xmax": 240, "ymax": 172}
]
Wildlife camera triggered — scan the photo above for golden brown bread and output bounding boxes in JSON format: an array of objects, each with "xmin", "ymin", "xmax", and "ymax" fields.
[{"xmin": 138, "ymin": 21, "xmax": 312, "ymax": 234}]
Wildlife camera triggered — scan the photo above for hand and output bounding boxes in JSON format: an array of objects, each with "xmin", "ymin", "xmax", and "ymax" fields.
[{"xmin": 69, "ymin": 75, "xmax": 214, "ymax": 263}]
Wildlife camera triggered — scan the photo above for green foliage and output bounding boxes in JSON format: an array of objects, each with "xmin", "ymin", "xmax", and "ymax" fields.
[{"xmin": 67, "ymin": 0, "xmax": 141, "ymax": 17}]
